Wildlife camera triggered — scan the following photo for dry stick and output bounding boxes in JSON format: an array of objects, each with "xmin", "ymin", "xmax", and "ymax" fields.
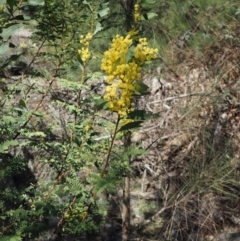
[
  {"xmin": 149, "ymin": 92, "xmax": 212, "ymax": 104},
  {"xmin": 144, "ymin": 132, "xmax": 183, "ymax": 151},
  {"xmin": 139, "ymin": 187, "xmax": 192, "ymax": 229},
  {"xmin": 139, "ymin": 204, "xmax": 173, "ymax": 228},
  {"xmin": 174, "ymin": 136, "xmax": 199, "ymax": 167},
  {"xmin": 24, "ymin": 39, "xmax": 47, "ymax": 75}
]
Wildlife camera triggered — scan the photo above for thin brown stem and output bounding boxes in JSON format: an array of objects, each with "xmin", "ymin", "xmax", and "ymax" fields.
[
  {"xmin": 122, "ymin": 131, "xmax": 132, "ymax": 241},
  {"xmin": 100, "ymin": 115, "xmax": 120, "ymax": 178}
]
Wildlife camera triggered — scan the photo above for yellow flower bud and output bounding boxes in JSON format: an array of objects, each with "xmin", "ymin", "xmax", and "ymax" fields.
[{"xmin": 85, "ymin": 123, "xmax": 92, "ymax": 132}]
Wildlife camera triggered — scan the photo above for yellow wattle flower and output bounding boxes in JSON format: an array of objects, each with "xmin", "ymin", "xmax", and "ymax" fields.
[
  {"xmin": 101, "ymin": 32, "xmax": 158, "ymax": 119},
  {"xmin": 85, "ymin": 123, "xmax": 92, "ymax": 132},
  {"xmin": 134, "ymin": 3, "xmax": 141, "ymax": 23},
  {"xmin": 78, "ymin": 33, "xmax": 92, "ymax": 63}
]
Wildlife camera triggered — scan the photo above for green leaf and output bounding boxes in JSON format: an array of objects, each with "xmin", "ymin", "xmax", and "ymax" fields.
[
  {"xmin": 0, "ymin": 140, "xmax": 18, "ymax": 153},
  {"xmin": 0, "ymin": 53, "xmax": 22, "ymax": 69},
  {"xmin": 127, "ymin": 110, "xmax": 159, "ymax": 120},
  {"xmin": 126, "ymin": 45, "xmax": 135, "ymax": 63},
  {"xmin": 32, "ymin": 111, "xmax": 42, "ymax": 117},
  {"xmin": 34, "ymin": 201, "xmax": 45, "ymax": 210},
  {"xmin": 67, "ymin": 104, "xmax": 77, "ymax": 113},
  {"xmin": 0, "ymin": 42, "xmax": 9, "ymax": 55},
  {"xmin": 1, "ymin": 23, "xmax": 24, "ymax": 39},
  {"xmin": 118, "ymin": 121, "xmax": 143, "ymax": 132},
  {"xmin": 28, "ymin": 0, "xmax": 45, "ymax": 6},
  {"xmin": 127, "ymin": 147, "xmax": 146, "ymax": 156},
  {"xmin": 236, "ymin": 8, "xmax": 240, "ymax": 15},
  {"xmin": 134, "ymin": 82, "xmax": 150, "ymax": 95},
  {"xmin": 28, "ymin": 132, "xmax": 46, "ymax": 138},
  {"xmin": 144, "ymin": 0, "xmax": 156, "ymax": 3},
  {"xmin": 91, "ymin": 174, "xmax": 118, "ymax": 195},
  {"xmin": 7, "ymin": 0, "xmax": 15, "ymax": 10},
  {"xmin": 82, "ymin": 0, "xmax": 91, "ymax": 11},
  {"xmin": 94, "ymin": 98, "xmax": 109, "ymax": 110},
  {"xmin": 0, "ymin": 236, "xmax": 21, "ymax": 241},
  {"xmin": 93, "ymin": 22, "xmax": 103, "ymax": 35},
  {"xmin": 2, "ymin": 115, "xmax": 17, "ymax": 123},
  {"xmin": 97, "ymin": 7, "xmax": 110, "ymax": 18},
  {"xmin": 142, "ymin": 12, "xmax": 158, "ymax": 20},
  {"xmin": 77, "ymin": 54, "xmax": 84, "ymax": 67},
  {"xmin": 89, "ymin": 71, "xmax": 104, "ymax": 80},
  {"xmin": 9, "ymin": 235, "xmax": 22, "ymax": 241},
  {"xmin": 113, "ymin": 57, "xmax": 121, "ymax": 71},
  {"xmin": 19, "ymin": 99, "xmax": 27, "ymax": 109},
  {"xmin": 100, "ymin": 2, "xmax": 109, "ymax": 8}
]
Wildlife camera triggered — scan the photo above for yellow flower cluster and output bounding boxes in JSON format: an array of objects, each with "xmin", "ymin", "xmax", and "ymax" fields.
[
  {"xmin": 135, "ymin": 38, "xmax": 158, "ymax": 62},
  {"xmin": 134, "ymin": 3, "xmax": 141, "ymax": 23},
  {"xmin": 101, "ymin": 34, "xmax": 158, "ymax": 117},
  {"xmin": 85, "ymin": 123, "xmax": 92, "ymax": 132},
  {"xmin": 78, "ymin": 33, "xmax": 92, "ymax": 63}
]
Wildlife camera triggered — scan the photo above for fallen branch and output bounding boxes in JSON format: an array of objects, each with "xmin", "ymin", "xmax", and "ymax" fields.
[{"xmin": 149, "ymin": 92, "xmax": 212, "ymax": 104}]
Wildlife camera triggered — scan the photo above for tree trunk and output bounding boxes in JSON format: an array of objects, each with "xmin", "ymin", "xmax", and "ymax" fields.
[
  {"xmin": 122, "ymin": 131, "xmax": 132, "ymax": 241},
  {"xmin": 119, "ymin": 0, "xmax": 136, "ymax": 31},
  {"xmin": 122, "ymin": 172, "xmax": 131, "ymax": 241}
]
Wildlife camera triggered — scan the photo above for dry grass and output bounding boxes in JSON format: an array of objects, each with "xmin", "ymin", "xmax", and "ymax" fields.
[{"xmin": 130, "ymin": 39, "xmax": 240, "ymax": 239}]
